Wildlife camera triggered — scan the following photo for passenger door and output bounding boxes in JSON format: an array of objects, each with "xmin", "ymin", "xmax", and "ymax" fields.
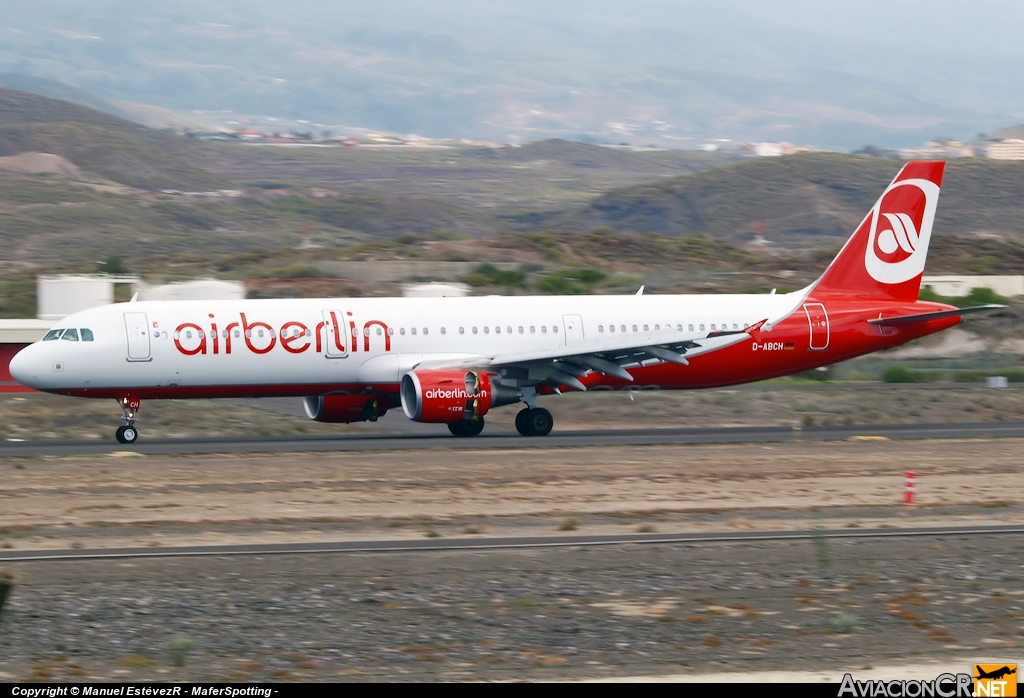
[{"xmin": 124, "ymin": 312, "xmax": 151, "ymax": 361}]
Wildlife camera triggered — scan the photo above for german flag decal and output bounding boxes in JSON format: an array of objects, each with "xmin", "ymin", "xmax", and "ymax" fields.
[{"xmin": 784, "ymin": 342, "xmax": 795, "ymax": 350}]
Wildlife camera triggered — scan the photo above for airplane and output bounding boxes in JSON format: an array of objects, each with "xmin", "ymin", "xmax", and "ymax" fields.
[
  {"xmin": 9, "ymin": 161, "xmax": 1005, "ymax": 444},
  {"xmin": 975, "ymin": 666, "xmax": 1016, "ymax": 681}
]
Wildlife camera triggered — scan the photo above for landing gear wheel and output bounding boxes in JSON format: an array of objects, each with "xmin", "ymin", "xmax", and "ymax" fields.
[
  {"xmin": 448, "ymin": 417, "xmax": 484, "ymax": 437},
  {"xmin": 115, "ymin": 425, "xmax": 138, "ymax": 444},
  {"xmin": 516, "ymin": 407, "xmax": 553, "ymax": 437}
]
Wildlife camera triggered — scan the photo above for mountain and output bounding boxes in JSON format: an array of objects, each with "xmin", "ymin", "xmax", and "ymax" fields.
[
  {"xmin": 0, "ymin": 87, "xmax": 230, "ymax": 190},
  {"xmin": 559, "ymin": 153, "xmax": 1024, "ymax": 247},
  {"xmin": 4, "ymin": 1, "xmax": 1024, "ymax": 147}
]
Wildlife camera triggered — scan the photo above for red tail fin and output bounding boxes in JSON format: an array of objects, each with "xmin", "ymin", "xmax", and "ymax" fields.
[{"xmin": 811, "ymin": 161, "xmax": 945, "ymax": 302}]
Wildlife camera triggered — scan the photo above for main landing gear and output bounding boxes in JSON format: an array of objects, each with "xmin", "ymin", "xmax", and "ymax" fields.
[
  {"xmin": 448, "ymin": 416, "xmax": 485, "ymax": 437},
  {"xmin": 515, "ymin": 407, "xmax": 553, "ymax": 437},
  {"xmin": 115, "ymin": 396, "xmax": 140, "ymax": 444}
]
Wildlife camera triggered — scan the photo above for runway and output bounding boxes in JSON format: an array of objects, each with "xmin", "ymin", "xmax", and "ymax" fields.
[
  {"xmin": 3, "ymin": 523, "xmax": 1022, "ymax": 562},
  {"xmin": 2, "ymin": 420, "xmax": 1024, "ymax": 457}
]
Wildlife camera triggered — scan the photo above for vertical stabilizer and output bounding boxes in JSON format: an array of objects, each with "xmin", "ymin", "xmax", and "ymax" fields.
[{"xmin": 811, "ymin": 161, "xmax": 945, "ymax": 302}]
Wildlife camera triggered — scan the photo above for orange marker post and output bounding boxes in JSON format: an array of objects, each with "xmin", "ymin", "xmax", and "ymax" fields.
[{"xmin": 904, "ymin": 471, "xmax": 916, "ymax": 505}]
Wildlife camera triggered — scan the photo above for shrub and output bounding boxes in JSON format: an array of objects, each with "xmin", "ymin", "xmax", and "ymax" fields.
[{"xmin": 882, "ymin": 365, "xmax": 917, "ymax": 383}]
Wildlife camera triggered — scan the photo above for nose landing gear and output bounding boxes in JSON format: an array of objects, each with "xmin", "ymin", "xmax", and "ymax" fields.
[{"xmin": 115, "ymin": 395, "xmax": 141, "ymax": 444}]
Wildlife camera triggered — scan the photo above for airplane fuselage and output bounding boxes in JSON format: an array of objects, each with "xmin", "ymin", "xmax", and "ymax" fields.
[{"xmin": 11, "ymin": 290, "xmax": 958, "ymax": 400}]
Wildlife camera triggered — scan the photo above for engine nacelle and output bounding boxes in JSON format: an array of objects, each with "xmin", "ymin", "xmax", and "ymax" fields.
[
  {"xmin": 303, "ymin": 394, "xmax": 388, "ymax": 423},
  {"xmin": 401, "ymin": 369, "xmax": 519, "ymax": 423}
]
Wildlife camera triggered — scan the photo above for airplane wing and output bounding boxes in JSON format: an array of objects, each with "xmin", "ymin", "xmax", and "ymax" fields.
[
  {"xmin": 867, "ymin": 304, "xmax": 1007, "ymax": 326},
  {"xmin": 413, "ymin": 322, "xmax": 761, "ymax": 391}
]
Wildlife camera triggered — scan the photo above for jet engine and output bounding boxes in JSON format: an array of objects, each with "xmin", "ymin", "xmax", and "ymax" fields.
[
  {"xmin": 400, "ymin": 369, "xmax": 520, "ymax": 422},
  {"xmin": 303, "ymin": 394, "xmax": 388, "ymax": 423}
]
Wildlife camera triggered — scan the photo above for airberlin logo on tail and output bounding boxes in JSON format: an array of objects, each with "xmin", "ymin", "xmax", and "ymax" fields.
[{"xmin": 864, "ymin": 177, "xmax": 940, "ymax": 285}]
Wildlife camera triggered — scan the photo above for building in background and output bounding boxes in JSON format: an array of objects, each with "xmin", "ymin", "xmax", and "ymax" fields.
[
  {"xmin": 921, "ymin": 275, "xmax": 1024, "ymax": 298},
  {"xmin": 985, "ymin": 139, "xmax": 1024, "ymax": 160}
]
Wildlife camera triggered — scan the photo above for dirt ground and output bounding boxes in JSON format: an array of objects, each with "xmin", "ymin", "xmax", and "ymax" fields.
[
  {"xmin": 1, "ymin": 438, "xmax": 1022, "ymax": 551},
  {"xmin": 2, "ymin": 403, "xmax": 1022, "ymax": 681}
]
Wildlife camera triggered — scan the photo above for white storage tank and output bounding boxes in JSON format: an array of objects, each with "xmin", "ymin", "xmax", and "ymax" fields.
[
  {"xmin": 37, "ymin": 275, "xmax": 138, "ymax": 320},
  {"xmin": 137, "ymin": 279, "xmax": 246, "ymax": 302}
]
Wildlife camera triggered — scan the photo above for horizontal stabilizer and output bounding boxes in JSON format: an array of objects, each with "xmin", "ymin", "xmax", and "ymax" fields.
[{"xmin": 867, "ymin": 304, "xmax": 1007, "ymax": 326}]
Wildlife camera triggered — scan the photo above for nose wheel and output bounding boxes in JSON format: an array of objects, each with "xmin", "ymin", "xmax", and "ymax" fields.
[
  {"xmin": 115, "ymin": 395, "xmax": 141, "ymax": 444},
  {"xmin": 116, "ymin": 424, "xmax": 139, "ymax": 444},
  {"xmin": 515, "ymin": 407, "xmax": 553, "ymax": 436}
]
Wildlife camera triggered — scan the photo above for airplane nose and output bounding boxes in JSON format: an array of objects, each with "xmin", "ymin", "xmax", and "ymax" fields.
[{"xmin": 9, "ymin": 344, "xmax": 40, "ymax": 387}]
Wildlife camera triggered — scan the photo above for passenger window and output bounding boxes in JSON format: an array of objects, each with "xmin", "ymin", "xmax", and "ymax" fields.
[
  {"xmin": 411, "ymin": 327, "xmax": 417, "ymax": 335},
  {"xmin": 62, "ymin": 328, "xmax": 80, "ymax": 341},
  {"xmin": 609, "ymin": 325, "xmax": 615, "ymax": 333},
  {"xmin": 495, "ymin": 326, "xmax": 501, "ymax": 334},
  {"xmin": 473, "ymin": 327, "xmax": 478, "ymax": 334},
  {"xmin": 507, "ymin": 326, "xmax": 512, "ymax": 334},
  {"xmin": 234, "ymin": 330, "xmax": 240, "ymax": 338},
  {"xmin": 598, "ymin": 325, "xmax": 604, "ymax": 333},
  {"xmin": 552, "ymin": 325, "xmax": 558, "ymax": 333},
  {"xmin": 700, "ymin": 324, "xmax": 705, "ymax": 331},
  {"xmin": 363, "ymin": 328, "xmax": 370, "ymax": 336},
  {"xmin": 643, "ymin": 324, "xmax": 649, "ymax": 331},
  {"xmin": 388, "ymin": 328, "xmax": 394, "ymax": 336},
  {"xmin": 710, "ymin": 324, "xmax": 716, "ymax": 331},
  {"xmin": 423, "ymin": 328, "xmax": 428, "ymax": 335},
  {"xmin": 459, "ymin": 327, "xmax": 465, "ymax": 334},
  {"xmin": 484, "ymin": 326, "xmax": 490, "ymax": 334},
  {"xmin": 376, "ymin": 328, "xmax": 382, "ymax": 335},
  {"xmin": 654, "ymin": 324, "xmax": 659, "ymax": 331},
  {"xmin": 400, "ymin": 328, "xmax": 406, "ymax": 335},
  {"xmin": 529, "ymin": 326, "xmax": 535, "ymax": 334},
  {"xmin": 541, "ymin": 326, "xmax": 547, "ymax": 333},
  {"xmin": 518, "ymin": 326, "xmax": 524, "ymax": 334},
  {"xmin": 440, "ymin": 327, "xmax": 446, "ymax": 335},
  {"xmin": 620, "ymin": 325, "xmax": 626, "ymax": 333},
  {"xmin": 733, "ymin": 324, "xmax": 738, "ymax": 330},
  {"xmin": 43, "ymin": 329, "xmax": 63, "ymax": 341},
  {"xmin": 688, "ymin": 324, "xmax": 694, "ymax": 332},
  {"xmin": 81, "ymin": 328, "xmax": 94, "ymax": 342}
]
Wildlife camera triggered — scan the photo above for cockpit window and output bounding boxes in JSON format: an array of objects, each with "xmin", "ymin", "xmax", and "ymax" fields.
[
  {"xmin": 81, "ymin": 328, "xmax": 94, "ymax": 342},
  {"xmin": 61, "ymin": 328, "xmax": 79, "ymax": 341},
  {"xmin": 43, "ymin": 329, "xmax": 64, "ymax": 341}
]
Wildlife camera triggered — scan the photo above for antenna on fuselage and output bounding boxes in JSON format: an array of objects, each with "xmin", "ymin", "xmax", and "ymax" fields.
[{"xmin": 636, "ymin": 286, "xmax": 644, "ymax": 296}]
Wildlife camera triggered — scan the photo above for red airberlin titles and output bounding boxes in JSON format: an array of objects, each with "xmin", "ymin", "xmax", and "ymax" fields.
[{"xmin": 10, "ymin": 161, "xmax": 1003, "ymax": 443}]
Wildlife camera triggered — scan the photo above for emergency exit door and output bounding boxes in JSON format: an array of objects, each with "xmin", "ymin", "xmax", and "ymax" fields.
[{"xmin": 803, "ymin": 303, "xmax": 829, "ymax": 351}]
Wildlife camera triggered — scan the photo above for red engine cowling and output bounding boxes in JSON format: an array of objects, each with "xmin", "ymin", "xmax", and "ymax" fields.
[
  {"xmin": 400, "ymin": 370, "xmax": 494, "ymax": 423},
  {"xmin": 303, "ymin": 394, "xmax": 388, "ymax": 423}
]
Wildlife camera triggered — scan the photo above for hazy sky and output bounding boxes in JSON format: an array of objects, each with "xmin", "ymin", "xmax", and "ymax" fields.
[{"xmin": 4, "ymin": 1, "xmax": 1023, "ymax": 147}]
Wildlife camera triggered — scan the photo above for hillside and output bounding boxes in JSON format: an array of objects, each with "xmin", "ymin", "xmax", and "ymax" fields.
[
  {"xmin": 562, "ymin": 153, "xmax": 1024, "ymax": 247},
  {"xmin": 0, "ymin": 88, "xmax": 230, "ymax": 190}
]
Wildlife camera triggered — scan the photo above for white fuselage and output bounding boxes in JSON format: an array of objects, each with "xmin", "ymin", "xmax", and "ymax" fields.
[{"xmin": 11, "ymin": 292, "xmax": 804, "ymax": 395}]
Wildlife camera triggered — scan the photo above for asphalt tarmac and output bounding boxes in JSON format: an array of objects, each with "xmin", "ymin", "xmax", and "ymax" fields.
[{"xmin": 2, "ymin": 420, "xmax": 1024, "ymax": 457}]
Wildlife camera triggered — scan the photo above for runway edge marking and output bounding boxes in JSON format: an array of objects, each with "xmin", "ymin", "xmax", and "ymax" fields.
[{"xmin": 3, "ymin": 525, "xmax": 1023, "ymax": 562}]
